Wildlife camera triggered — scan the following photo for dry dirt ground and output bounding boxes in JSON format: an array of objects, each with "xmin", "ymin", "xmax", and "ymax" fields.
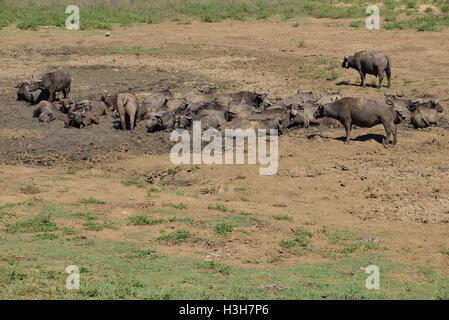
[{"xmin": 0, "ymin": 19, "xmax": 448, "ymax": 298}]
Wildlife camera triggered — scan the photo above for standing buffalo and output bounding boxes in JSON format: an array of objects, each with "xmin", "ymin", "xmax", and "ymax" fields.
[
  {"xmin": 342, "ymin": 51, "xmax": 391, "ymax": 88},
  {"xmin": 314, "ymin": 97, "xmax": 397, "ymax": 147},
  {"xmin": 116, "ymin": 93, "xmax": 139, "ymax": 131},
  {"xmin": 29, "ymin": 70, "xmax": 71, "ymax": 102}
]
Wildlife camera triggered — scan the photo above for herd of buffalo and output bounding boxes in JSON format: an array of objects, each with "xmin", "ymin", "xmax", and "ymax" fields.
[{"xmin": 11, "ymin": 51, "xmax": 445, "ymax": 146}]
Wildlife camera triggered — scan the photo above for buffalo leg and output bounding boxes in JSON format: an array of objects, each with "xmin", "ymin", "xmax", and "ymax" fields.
[
  {"xmin": 386, "ymin": 68, "xmax": 391, "ymax": 88},
  {"xmin": 343, "ymin": 120, "xmax": 352, "ymax": 144},
  {"xmin": 382, "ymin": 121, "xmax": 393, "ymax": 147},
  {"xmin": 392, "ymin": 123, "xmax": 397, "ymax": 145},
  {"xmin": 129, "ymin": 113, "xmax": 135, "ymax": 131},
  {"xmin": 377, "ymin": 72, "xmax": 384, "ymax": 89},
  {"xmin": 358, "ymin": 70, "xmax": 365, "ymax": 87},
  {"xmin": 120, "ymin": 114, "xmax": 126, "ymax": 130},
  {"xmin": 48, "ymin": 90, "xmax": 54, "ymax": 102}
]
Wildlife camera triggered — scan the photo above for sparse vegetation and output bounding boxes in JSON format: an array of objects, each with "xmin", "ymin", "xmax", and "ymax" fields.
[{"xmin": 5, "ymin": 214, "xmax": 58, "ymax": 233}]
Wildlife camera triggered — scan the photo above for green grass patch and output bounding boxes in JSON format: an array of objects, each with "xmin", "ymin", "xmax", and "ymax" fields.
[
  {"xmin": 79, "ymin": 197, "xmax": 106, "ymax": 205},
  {"xmin": 73, "ymin": 210, "xmax": 98, "ymax": 221},
  {"xmin": 208, "ymin": 203, "xmax": 228, "ymax": 212},
  {"xmin": 128, "ymin": 215, "xmax": 166, "ymax": 226},
  {"xmin": 163, "ymin": 202, "xmax": 188, "ymax": 210},
  {"xmin": 32, "ymin": 233, "xmax": 59, "ymax": 241},
  {"xmin": 214, "ymin": 222, "xmax": 234, "ymax": 236},
  {"xmin": 5, "ymin": 214, "xmax": 58, "ymax": 234},
  {"xmin": 157, "ymin": 229, "xmax": 192, "ymax": 245},
  {"xmin": 120, "ymin": 178, "xmax": 147, "ymax": 188},
  {"xmin": 272, "ymin": 214, "xmax": 293, "ymax": 221},
  {"xmin": 83, "ymin": 221, "xmax": 105, "ymax": 231}
]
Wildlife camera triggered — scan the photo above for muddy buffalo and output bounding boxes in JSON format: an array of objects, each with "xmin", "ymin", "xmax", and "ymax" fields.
[
  {"xmin": 116, "ymin": 93, "xmax": 139, "ymax": 131},
  {"xmin": 33, "ymin": 101, "xmax": 67, "ymax": 123},
  {"xmin": 12, "ymin": 81, "xmax": 48, "ymax": 104},
  {"xmin": 65, "ymin": 107, "xmax": 100, "ymax": 128}
]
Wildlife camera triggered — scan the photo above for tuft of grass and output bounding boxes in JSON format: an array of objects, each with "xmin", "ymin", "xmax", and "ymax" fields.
[
  {"xmin": 121, "ymin": 178, "xmax": 147, "ymax": 188},
  {"xmin": 32, "ymin": 233, "xmax": 59, "ymax": 240},
  {"xmin": 128, "ymin": 215, "xmax": 166, "ymax": 226},
  {"xmin": 62, "ymin": 227, "xmax": 77, "ymax": 235},
  {"xmin": 79, "ymin": 197, "xmax": 106, "ymax": 205},
  {"xmin": 297, "ymin": 40, "xmax": 306, "ymax": 48},
  {"xmin": 157, "ymin": 229, "xmax": 192, "ymax": 245},
  {"xmin": 83, "ymin": 221, "xmax": 104, "ymax": 232},
  {"xmin": 201, "ymin": 260, "xmax": 231, "ymax": 276},
  {"xmin": 214, "ymin": 223, "xmax": 234, "ymax": 236},
  {"xmin": 163, "ymin": 202, "xmax": 188, "ymax": 210},
  {"xmin": 272, "ymin": 215, "xmax": 293, "ymax": 221},
  {"xmin": 168, "ymin": 216, "xmax": 194, "ymax": 224},
  {"xmin": 147, "ymin": 186, "xmax": 162, "ymax": 196},
  {"xmin": 208, "ymin": 203, "xmax": 228, "ymax": 212},
  {"xmin": 19, "ymin": 185, "xmax": 41, "ymax": 195},
  {"xmin": 73, "ymin": 210, "xmax": 97, "ymax": 221},
  {"xmin": 280, "ymin": 228, "xmax": 313, "ymax": 249},
  {"xmin": 126, "ymin": 248, "xmax": 158, "ymax": 259},
  {"xmin": 6, "ymin": 214, "xmax": 57, "ymax": 234}
]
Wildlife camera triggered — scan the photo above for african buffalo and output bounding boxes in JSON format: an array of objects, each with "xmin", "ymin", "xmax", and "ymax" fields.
[
  {"xmin": 116, "ymin": 93, "xmax": 139, "ymax": 131},
  {"xmin": 314, "ymin": 97, "xmax": 397, "ymax": 147},
  {"xmin": 29, "ymin": 70, "xmax": 71, "ymax": 102},
  {"xmin": 342, "ymin": 51, "xmax": 391, "ymax": 88}
]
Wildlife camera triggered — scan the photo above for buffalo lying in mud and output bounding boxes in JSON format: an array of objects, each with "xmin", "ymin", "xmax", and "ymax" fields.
[
  {"xmin": 12, "ymin": 81, "xmax": 48, "ymax": 104},
  {"xmin": 33, "ymin": 101, "xmax": 67, "ymax": 123}
]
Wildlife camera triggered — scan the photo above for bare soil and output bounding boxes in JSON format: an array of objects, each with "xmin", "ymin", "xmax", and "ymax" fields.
[{"xmin": 0, "ymin": 19, "xmax": 448, "ymax": 274}]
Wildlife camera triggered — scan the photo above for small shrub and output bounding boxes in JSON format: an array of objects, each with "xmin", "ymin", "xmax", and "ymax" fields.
[{"xmin": 297, "ymin": 40, "xmax": 306, "ymax": 48}]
